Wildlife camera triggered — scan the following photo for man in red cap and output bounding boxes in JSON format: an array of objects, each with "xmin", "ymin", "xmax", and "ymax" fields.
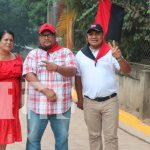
[
  {"xmin": 75, "ymin": 23, "xmax": 131, "ymax": 150},
  {"xmin": 23, "ymin": 23, "xmax": 77, "ymax": 150}
]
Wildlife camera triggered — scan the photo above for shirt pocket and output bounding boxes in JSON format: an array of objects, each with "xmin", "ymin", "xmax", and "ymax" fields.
[{"xmin": 37, "ymin": 60, "xmax": 47, "ymax": 74}]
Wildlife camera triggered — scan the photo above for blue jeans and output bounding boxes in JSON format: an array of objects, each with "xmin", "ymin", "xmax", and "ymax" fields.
[{"xmin": 26, "ymin": 108, "xmax": 71, "ymax": 150}]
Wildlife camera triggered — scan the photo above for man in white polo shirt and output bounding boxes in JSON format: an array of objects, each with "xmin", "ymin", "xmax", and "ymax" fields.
[{"xmin": 75, "ymin": 24, "xmax": 131, "ymax": 150}]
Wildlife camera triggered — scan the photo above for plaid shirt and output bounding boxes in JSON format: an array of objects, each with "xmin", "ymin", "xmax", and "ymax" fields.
[{"xmin": 23, "ymin": 48, "xmax": 77, "ymax": 114}]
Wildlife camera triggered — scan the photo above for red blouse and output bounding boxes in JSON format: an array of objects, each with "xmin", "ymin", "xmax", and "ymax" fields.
[{"xmin": 0, "ymin": 54, "xmax": 22, "ymax": 144}]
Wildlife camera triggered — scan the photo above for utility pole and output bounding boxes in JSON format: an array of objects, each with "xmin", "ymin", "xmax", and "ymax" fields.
[
  {"xmin": 47, "ymin": 2, "xmax": 51, "ymax": 24},
  {"xmin": 47, "ymin": 1, "xmax": 58, "ymax": 26}
]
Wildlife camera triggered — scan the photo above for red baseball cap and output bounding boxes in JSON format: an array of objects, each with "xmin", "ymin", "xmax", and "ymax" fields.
[{"xmin": 38, "ymin": 23, "xmax": 56, "ymax": 34}]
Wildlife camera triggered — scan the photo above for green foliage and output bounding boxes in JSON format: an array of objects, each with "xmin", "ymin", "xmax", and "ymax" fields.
[
  {"xmin": 73, "ymin": 0, "xmax": 150, "ymax": 63},
  {"xmin": 72, "ymin": 0, "xmax": 98, "ymax": 50},
  {"xmin": 147, "ymin": 1, "xmax": 150, "ymax": 14},
  {"xmin": 112, "ymin": 0, "xmax": 150, "ymax": 61},
  {"xmin": 17, "ymin": 0, "xmax": 48, "ymax": 26},
  {"xmin": 0, "ymin": 0, "xmax": 38, "ymax": 50},
  {"xmin": 0, "ymin": 0, "xmax": 149, "ymax": 63}
]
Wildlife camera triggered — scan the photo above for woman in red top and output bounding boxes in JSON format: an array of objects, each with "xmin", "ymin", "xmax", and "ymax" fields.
[{"xmin": 0, "ymin": 30, "xmax": 22, "ymax": 150}]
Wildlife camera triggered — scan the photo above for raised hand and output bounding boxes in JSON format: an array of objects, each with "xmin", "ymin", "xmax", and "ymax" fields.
[{"xmin": 108, "ymin": 40, "xmax": 122, "ymax": 59}]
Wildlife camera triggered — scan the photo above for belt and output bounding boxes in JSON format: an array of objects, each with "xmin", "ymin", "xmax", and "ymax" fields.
[{"xmin": 84, "ymin": 93, "xmax": 117, "ymax": 102}]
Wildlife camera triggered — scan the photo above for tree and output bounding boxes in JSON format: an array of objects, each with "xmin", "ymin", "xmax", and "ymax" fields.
[
  {"xmin": 112, "ymin": 0, "xmax": 150, "ymax": 62},
  {"xmin": 0, "ymin": 0, "xmax": 38, "ymax": 50},
  {"xmin": 1, "ymin": 0, "xmax": 149, "ymax": 63},
  {"xmin": 18, "ymin": 0, "xmax": 48, "ymax": 26}
]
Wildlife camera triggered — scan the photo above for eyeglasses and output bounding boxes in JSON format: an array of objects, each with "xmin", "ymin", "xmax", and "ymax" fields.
[{"xmin": 39, "ymin": 33, "xmax": 54, "ymax": 38}]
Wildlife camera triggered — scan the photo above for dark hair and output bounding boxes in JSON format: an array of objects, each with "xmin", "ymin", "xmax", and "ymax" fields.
[{"xmin": 0, "ymin": 30, "xmax": 14, "ymax": 41}]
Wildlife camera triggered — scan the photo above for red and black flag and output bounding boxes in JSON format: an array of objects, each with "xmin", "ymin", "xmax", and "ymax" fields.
[{"xmin": 95, "ymin": 0, "xmax": 124, "ymax": 43}]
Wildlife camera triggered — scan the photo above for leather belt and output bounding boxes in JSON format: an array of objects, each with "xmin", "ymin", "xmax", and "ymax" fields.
[{"xmin": 84, "ymin": 93, "xmax": 117, "ymax": 102}]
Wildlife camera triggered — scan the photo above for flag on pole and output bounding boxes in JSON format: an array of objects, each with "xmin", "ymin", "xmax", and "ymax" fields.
[
  {"xmin": 95, "ymin": 0, "xmax": 112, "ymax": 38},
  {"xmin": 95, "ymin": 0, "xmax": 124, "ymax": 43}
]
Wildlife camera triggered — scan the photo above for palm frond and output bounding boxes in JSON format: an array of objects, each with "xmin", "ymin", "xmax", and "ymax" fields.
[{"xmin": 57, "ymin": 9, "xmax": 76, "ymax": 50}]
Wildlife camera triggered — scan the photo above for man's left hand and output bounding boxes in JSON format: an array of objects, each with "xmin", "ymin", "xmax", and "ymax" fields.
[{"xmin": 108, "ymin": 40, "xmax": 122, "ymax": 59}]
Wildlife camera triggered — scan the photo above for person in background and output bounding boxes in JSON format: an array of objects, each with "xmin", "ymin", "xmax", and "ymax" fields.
[
  {"xmin": 75, "ymin": 24, "xmax": 131, "ymax": 150},
  {"xmin": 23, "ymin": 23, "xmax": 77, "ymax": 150},
  {"xmin": 0, "ymin": 30, "xmax": 22, "ymax": 150}
]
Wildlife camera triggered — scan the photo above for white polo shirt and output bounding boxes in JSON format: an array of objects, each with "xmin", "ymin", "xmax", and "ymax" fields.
[{"xmin": 76, "ymin": 49, "xmax": 120, "ymax": 99}]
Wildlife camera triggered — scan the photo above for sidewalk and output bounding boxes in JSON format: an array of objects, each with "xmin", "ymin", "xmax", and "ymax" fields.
[
  {"xmin": 72, "ymin": 89, "xmax": 150, "ymax": 144},
  {"xmin": 119, "ymin": 109, "xmax": 150, "ymax": 144},
  {"xmin": 7, "ymin": 104, "xmax": 150, "ymax": 150}
]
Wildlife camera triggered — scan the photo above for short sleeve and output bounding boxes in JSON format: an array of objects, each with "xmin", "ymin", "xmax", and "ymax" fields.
[
  {"xmin": 22, "ymin": 50, "xmax": 37, "ymax": 77},
  {"xmin": 112, "ymin": 56, "xmax": 120, "ymax": 71},
  {"xmin": 65, "ymin": 48, "xmax": 77, "ymax": 68}
]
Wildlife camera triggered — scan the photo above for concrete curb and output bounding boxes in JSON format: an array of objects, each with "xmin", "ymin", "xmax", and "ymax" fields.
[
  {"xmin": 119, "ymin": 121, "xmax": 150, "ymax": 144},
  {"xmin": 119, "ymin": 110, "xmax": 150, "ymax": 144}
]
